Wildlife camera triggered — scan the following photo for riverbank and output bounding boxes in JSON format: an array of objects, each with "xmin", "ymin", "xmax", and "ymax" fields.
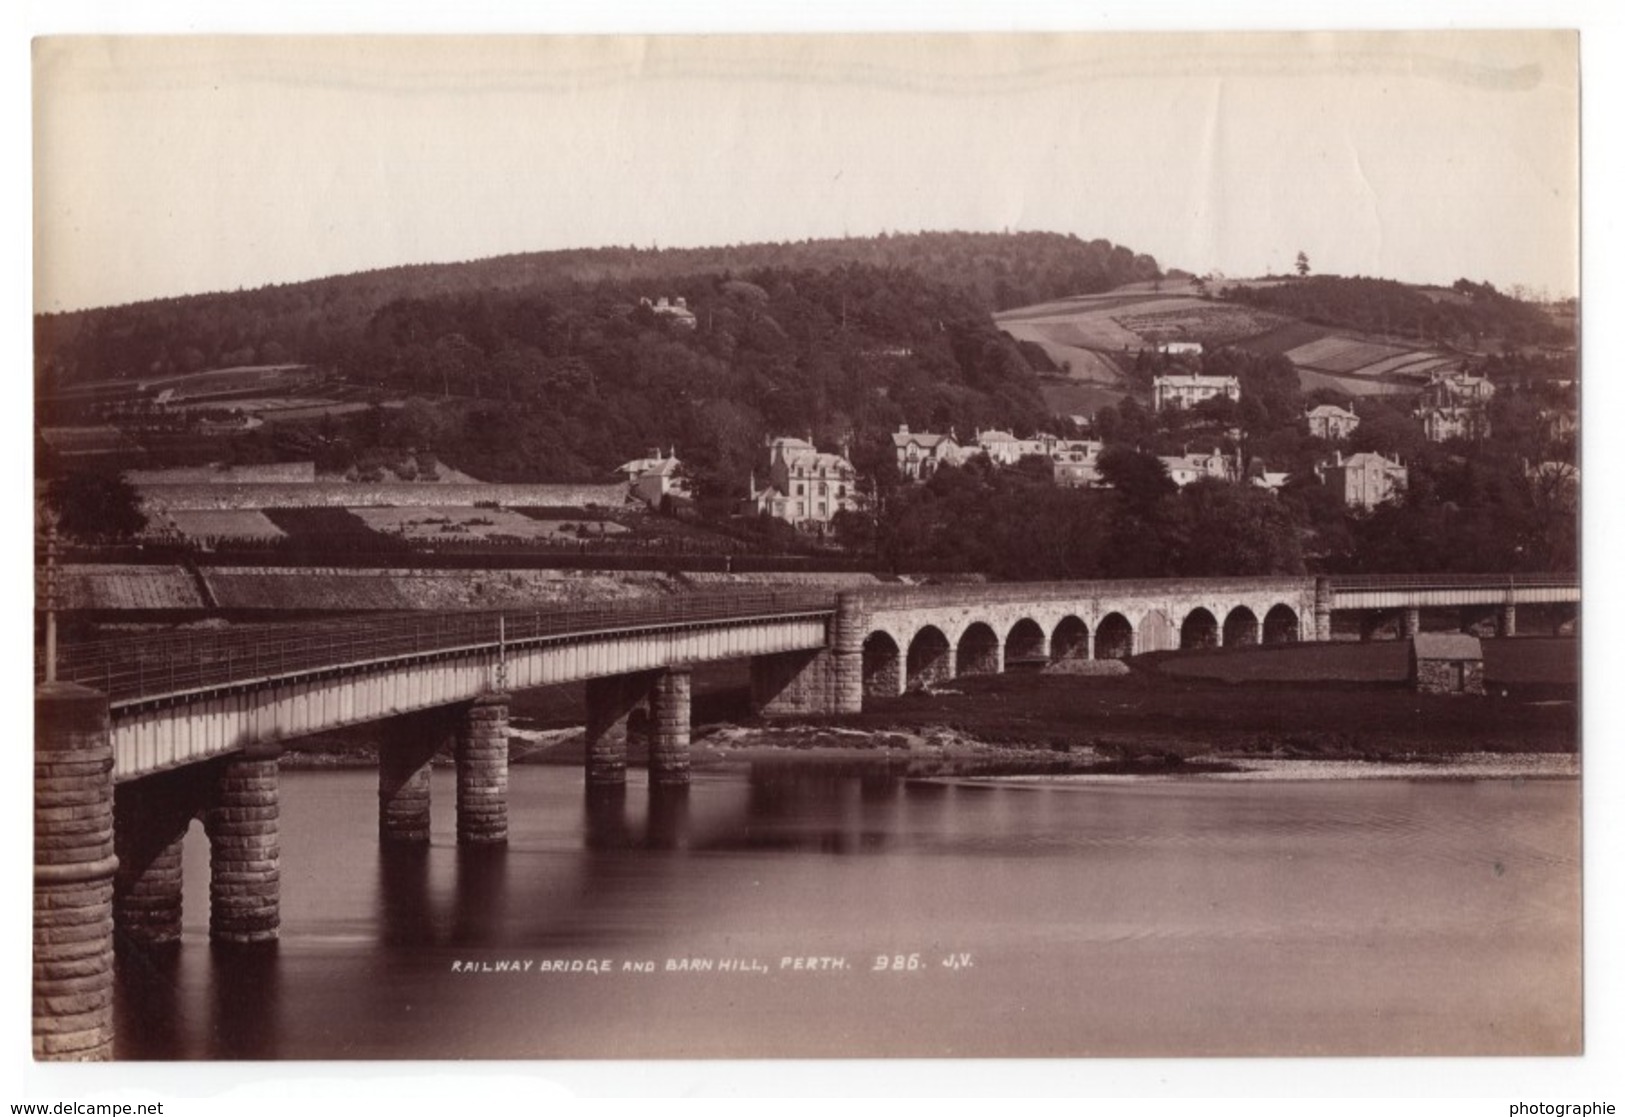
[{"xmin": 279, "ymin": 654, "xmax": 1578, "ymax": 779}]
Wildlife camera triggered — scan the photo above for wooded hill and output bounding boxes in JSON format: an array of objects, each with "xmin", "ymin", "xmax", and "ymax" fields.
[{"xmin": 35, "ymin": 231, "xmax": 1161, "ymax": 389}]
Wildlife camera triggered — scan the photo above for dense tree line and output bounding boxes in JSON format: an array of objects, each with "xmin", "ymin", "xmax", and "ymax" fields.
[
  {"xmin": 35, "ymin": 231, "xmax": 1159, "ymax": 388},
  {"xmin": 136, "ymin": 264, "xmax": 1053, "ymax": 507},
  {"xmin": 1221, "ymin": 275, "xmax": 1571, "ymax": 351},
  {"xmin": 857, "ymin": 453, "xmax": 1304, "ymax": 580},
  {"xmin": 840, "ymin": 335, "xmax": 1576, "ymax": 579}
]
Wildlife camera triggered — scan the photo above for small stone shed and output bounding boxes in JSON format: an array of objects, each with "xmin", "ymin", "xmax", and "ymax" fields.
[{"xmin": 1409, "ymin": 633, "xmax": 1485, "ymax": 695}]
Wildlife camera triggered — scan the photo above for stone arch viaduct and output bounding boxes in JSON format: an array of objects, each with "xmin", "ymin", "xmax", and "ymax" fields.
[
  {"xmin": 33, "ymin": 573, "xmax": 1576, "ymax": 1058},
  {"xmin": 845, "ymin": 577, "xmax": 1315, "ymax": 701}
]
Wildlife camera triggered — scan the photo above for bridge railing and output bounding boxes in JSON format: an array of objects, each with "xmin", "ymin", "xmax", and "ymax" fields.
[
  {"xmin": 39, "ymin": 589, "xmax": 836, "ymax": 704},
  {"xmin": 851, "ymin": 575, "xmax": 1316, "ymax": 605},
  {"xmin": 1326, "ymin": 573, "xmax": 1578, "ymax": 592}
]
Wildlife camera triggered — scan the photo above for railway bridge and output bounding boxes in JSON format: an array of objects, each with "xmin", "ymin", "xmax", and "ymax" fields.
[{"xmin": 33, "ymin": 572, "xmax": 1577, "ymax": 1058}]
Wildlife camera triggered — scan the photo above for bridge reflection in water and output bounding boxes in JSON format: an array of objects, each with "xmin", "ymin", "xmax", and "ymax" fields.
[{"xmin": 109, "ymin": 764, "xmax": 1580, "ymax": 1060}]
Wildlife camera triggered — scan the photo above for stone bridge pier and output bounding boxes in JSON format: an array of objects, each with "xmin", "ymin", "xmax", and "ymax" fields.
[
  {"xmin": 749, "ymin": 594, "xmax": 866, "ymax": 715},
  {"xmin": 373, "ymin": 697, "xmax": 513, "ymax": 846},
  {"xmin": 110, "ymin": 743, "xmax": 285, "ymax": 951},
  {"xmin": 585, "ymin": 667, "xmax": 694, "ymax": 787},
  {"xmin": 35, "ymin": 684, "xmax": 118, "ymax": 1061}
]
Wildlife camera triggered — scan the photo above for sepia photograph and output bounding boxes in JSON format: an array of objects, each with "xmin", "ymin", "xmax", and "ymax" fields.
[{"xmin": 17, "ymin": 11, "xmax": 1613, "ymax": 1100}]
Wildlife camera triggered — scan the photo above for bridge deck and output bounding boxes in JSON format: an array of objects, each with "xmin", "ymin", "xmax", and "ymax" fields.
[
  {"xmin": 42, "ymin": 590, "xmax": 836, "ymax": 708},
  {"xmin": 38, "ymin": 574, "xmax": 1577, "ymax": 710}
]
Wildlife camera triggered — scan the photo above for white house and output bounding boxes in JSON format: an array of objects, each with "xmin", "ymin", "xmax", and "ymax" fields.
[
  {"xmin": 1153, "ymin": 374, "xmax": 1241, "ymax": 412},
  {"xmin": 1305, "ymin": 404, "xmax": 1360, "ymax": 440},
  {"xmin": 617, "ymin": 448, "xmax": 690, "ymax": 506},
  {"xmin": 744, "ymin": 436, "xmax": 859, "ymax": 529}
]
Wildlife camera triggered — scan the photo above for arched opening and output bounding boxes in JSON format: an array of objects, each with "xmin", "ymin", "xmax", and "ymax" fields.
[
  {"xmin": 1096, "ymin": 613, "xmax": 1135, "ymax": 659},
  {"xmin": 862, "ymin": 631, "xmax": 902, "ymax": 698},
  {"xmin": 1140, "ymin": 609, "xmax": 1177, "ymax": 653},
  {"xmin": 1223, "ymin": 606, "xmax": 1260, "ymax": 648},
  {"xmin": 1051, "ymin": 615, "xmax": 1090, "ymax": 661},
  {"xmin": 1263, "ymin": 604, "xmax": 1300, "ymax": 644},
  {"xmin": 957, "ymin": 622, "xmax": 1001, "ymax": 676},
  {"xmin": 626, "ymin": 706, "xmax": 651, "ymax": 746},
  {"xmin": 1180, "ymin": 608, "xmax": 1219, "ymax": 650},
  {"xmin": 1005, "ymin": 618, "xmax": 1047, "ymax": 668},
  {"xmin": 906, "ymin": 626, "xmax": 953, "ymax": 690}
]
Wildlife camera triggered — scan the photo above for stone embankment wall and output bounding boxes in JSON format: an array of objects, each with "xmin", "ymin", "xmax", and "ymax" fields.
[
  {"xmin": 125, "ymin": 462, "xmax": 317, "ymax": 485},
  {"xmin": 137, "ymin": 482, "xmax": 632, "ymax": 511},
  {"xmin": 45, "ymin": 566, "xmax": 898, "ymax": 615},
  {"xmin": 201, "ymin": 567, "xmax": 681, "ymax": 611},
  {"xmin": 37, "ymin": 565, "xmax": 207, "ymax": 611}
]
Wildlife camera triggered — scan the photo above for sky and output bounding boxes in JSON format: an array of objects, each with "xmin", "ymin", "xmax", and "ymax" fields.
[{"xmin": 32, "ymin": 30, "xmax": 1580, "ymax": 312}]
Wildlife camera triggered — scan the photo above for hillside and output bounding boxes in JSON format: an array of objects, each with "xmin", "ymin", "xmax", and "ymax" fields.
[
  {"xmin": 34, "ymin": 231, "xmax": 1160, "ymax": 390},
  {"xmin": 38, "ymin": 260, "xmax": 1072, "ymax": 503},
  {"xmin": 996, "ymin": 274, "xmax": 1576, "ymax": 414}
]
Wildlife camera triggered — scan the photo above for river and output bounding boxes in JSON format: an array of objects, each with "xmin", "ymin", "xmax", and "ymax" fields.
[{"xmin": 114, "ymin": 763, "xmax": 1581, "ymax": 1059}]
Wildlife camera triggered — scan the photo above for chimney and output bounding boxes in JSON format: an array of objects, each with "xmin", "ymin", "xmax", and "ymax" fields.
[{"xmin": 899, "ymin": 423, "xmax": 909, "ymax": 435}]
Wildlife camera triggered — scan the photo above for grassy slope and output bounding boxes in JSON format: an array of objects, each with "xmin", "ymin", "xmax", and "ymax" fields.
[{"xmin": 998, "ymin": 278, "xmax": 1472, "ymax": 407}]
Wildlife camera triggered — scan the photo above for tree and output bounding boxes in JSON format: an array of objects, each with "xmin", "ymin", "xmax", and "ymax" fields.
[
  {"xmin": 1176, "ymin": 479, "xmax": 1305, "ymax": 575},
  {"xmin": 1295, "ymin": 251, "xmax": 1311, "ymax": 278},
  {"xmin": 1097, "ymin": 447, "xmax": 1175, "ymax": 510},
  {"xmin": 45, "ymin": 473, "xmax": 147, "ymax": 541}
]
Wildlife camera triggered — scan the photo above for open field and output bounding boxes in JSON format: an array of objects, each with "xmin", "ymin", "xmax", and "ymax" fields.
[
  {"xmin": 996, "ymin": 291, "xmax": 1177, "ymax": 322},
  {"xmin": 1037, "ymin": 377, "xmax": 1129, "ymax": 417},
  {"xmin": 1285, "ymin": 336, "xmax": 1413, "ymax": 373},
  {"xmin": 1233, "ymin": 319, "xmax": 1329, "ymax": 356},
  {"xmin": 55, "ymin": 363, "xmax": 310, "ymax": 399},
  {"xmin": 1115, "ymin": 303, "xmax": 1287, "ymax": 346},
  {"xmin": 1003, "ymin": 332, "xmax": 1125, "ymax": 384},
  {"xmin": 262, "ymin": 506, "xmax": 390, "ymax": 545},
  {"xmin": 999, "ymin": 291, "xmax": 1287, "ymax": 361},
  {"xmin": 1296, "ymin": 368, "xmax": 1419, "ymax": 397},
  {"xmin": 996, "ymin": 284, "xmax": 1476, "ymax": 406},
  {"xmin": 1347, "ymin": 351, "xmax": 1447, "ymax": 378},
  {"xmin": 163, "ymin": 509, "xmax": 287, "ymax": 541},
  {"xmin": 351, "ymin": 505, "xmax": 629, "ymax": 542},
  {"xmin": 1016, "ymin": 312, "xmax": 1147, "ymax": 351}
]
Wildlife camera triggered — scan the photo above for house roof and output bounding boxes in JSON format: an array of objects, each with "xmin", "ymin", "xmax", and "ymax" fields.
[
  {"xmin": 1412, "ymin": 633, "xmax": 1483, "ymax": 660},
  {"xmin": 1154, "ymin": 374, "xmax": 1238, "ymax": 387},
  {"xmin": 892, "ymin": 431, "xmax": 952, "ymax": 449},
  {"xmin": 1306, "ymin": 404, "xmax": 1358, "ymax": 419},
  {"xmin": 1337, "ymin": 452, "xmax": 1404, "ymax": 470},
  {"xmin": 620, "ymin": 457, "xmax": 681, "ymax": 479}
]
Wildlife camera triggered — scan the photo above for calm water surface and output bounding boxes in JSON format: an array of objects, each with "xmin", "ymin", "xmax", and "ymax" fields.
[{"xmin": 114, "ymin": 763, "xmax": 1581, "ymax": 1059}]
